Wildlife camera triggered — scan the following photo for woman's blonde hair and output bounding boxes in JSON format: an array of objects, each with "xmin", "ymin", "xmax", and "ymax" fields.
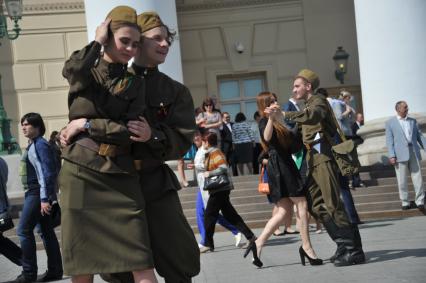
[{"xmin": 256, "ymin": 91, "xmax": 292, "ymax": 150}]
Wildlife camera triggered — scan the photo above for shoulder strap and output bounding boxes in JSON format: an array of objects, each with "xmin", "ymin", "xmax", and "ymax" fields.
[{"xmin": 323, "ymin": 101, "xmax": 347, "ymax": 144}]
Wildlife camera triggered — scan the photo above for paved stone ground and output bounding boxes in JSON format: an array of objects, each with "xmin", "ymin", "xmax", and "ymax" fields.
[{"xmin": 1, "ymin": 216, "xmax": 426, "ymax": 283}]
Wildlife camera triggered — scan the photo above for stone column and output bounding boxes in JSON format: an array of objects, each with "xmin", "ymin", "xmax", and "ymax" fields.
[
  {"xmin": 354, "ymin": 0, "xmax": 426, "ymax": 165},
  {"xmin": 83, "ymin": 0, "xmax": 183, "ymax": 82}
]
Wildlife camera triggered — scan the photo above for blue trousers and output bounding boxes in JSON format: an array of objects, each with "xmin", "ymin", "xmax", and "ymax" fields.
[
  {"xmin": 17, "ymin": 189, "xmax": 62, "ymax": 277},
  {"xmin": 339, "ymin": 175, "xmax": 361, "ymax": 224},
  {"xmin": 196, "ymin": 190, "xmax": 238, "ymax": 245}
]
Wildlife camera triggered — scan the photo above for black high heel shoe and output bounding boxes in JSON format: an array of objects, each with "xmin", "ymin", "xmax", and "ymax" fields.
[
  {"xmin": 299, "ymin": 246, "xmax": 323, "ymax": 266},
  {"xmin": 243, "ymin": 239, "xmax": 263, "ymax": 268}
]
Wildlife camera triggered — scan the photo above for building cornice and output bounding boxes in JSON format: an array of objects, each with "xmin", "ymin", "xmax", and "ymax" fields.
[
  {"xmin": 22, "ymin": 0, "xmax": 85, "ymax": 15},
  {"xmin": 177, "ymin": 0, "xmax": 297, "ymax": 12},
  {"xmin": 15, "ymin": 0, "xmax": 297, "ymax": 14}
]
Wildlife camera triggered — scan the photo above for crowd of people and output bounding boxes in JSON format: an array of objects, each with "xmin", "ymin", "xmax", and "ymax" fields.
[{"xmin": 1, "ymin": 3, "xmax": 425, "ymax": 283}]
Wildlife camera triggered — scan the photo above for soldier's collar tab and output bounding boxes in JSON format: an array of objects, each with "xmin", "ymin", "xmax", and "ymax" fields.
[{"xmin": 132, "ymin": 64, "xmax": 159, "ymax": 76}]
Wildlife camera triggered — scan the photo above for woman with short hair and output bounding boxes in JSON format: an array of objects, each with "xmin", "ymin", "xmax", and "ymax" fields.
[{"xmin": 200, "ymin": 132, "xmax": 257, "ymax": 263}]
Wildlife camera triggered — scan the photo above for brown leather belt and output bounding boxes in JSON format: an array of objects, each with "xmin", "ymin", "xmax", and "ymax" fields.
[
  {"xmin": 304, "ymin": 138, "xmax": 323, "ymax": 151},
  {"xmin": 134, "ymin": 159, "xmax": 164, "ymax": 171},
  {"xmin": 76, "ymin": 138, "xmax": 130, "ymax": 157}
]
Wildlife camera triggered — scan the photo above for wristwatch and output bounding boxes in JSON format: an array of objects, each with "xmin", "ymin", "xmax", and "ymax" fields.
[{"xmin": 84, "ymin": 119, "xmax": 91, "ymax": 131}]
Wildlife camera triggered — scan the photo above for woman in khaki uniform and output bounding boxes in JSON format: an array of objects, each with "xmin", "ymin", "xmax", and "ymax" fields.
[
  {"xmin": 93, "ymin": 12, "xmax": 200, "ymax": 283},
  {"xmin": 60, "ymin": 6, "xmax": 157, "ymax": 283}
]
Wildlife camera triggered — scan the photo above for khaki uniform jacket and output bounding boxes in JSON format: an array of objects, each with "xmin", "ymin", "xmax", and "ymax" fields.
[
  {"xmin": 62, "ymin": 41, "xmax": 145, "ymax": 175},
  {"xmin": 285, "ymin": 94, "xmax": 338, "ymax": 168},
  {"xmin": 88, "ymin": 65, "xmax": 196, "ymax": 201},
  {"xmin": 130, "ymin": 65, "xmax": 196, "ymax": 201}
]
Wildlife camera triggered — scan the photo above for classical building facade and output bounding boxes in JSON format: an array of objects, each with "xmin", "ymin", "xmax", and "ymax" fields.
[{"xmin": 0, "ymin": 0, "xmax": 424, "ymax": 165}]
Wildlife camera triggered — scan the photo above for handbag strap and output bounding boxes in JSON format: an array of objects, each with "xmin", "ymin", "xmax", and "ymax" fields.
[
  {"xmin": 0, "ymin": 168, "xmax": 9, "ymax": 209},
  {"xmin": 205, "ymin": 151, "xmax": 212, "ymax": 171},
  {"xmin": 259, "ymin": 165, "xmax": 265, "ymax": 183}
]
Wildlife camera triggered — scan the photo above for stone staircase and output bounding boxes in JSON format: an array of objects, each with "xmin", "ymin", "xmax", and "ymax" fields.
[
  {"xmin": 179, "ymin": 161, "xmax": 426, "ymax": 232},
  {"xmin": 4, "ymin": 161, "xmax": 426, "ymax": 249}
]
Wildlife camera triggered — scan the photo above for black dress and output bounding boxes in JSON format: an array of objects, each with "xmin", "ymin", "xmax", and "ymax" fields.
[{"xmin": 258, "ymin": 118, "xmax": 305, "ymax": 203}]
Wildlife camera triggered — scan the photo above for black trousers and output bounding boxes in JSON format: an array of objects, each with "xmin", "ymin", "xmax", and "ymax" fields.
[
  {"xmin": 0, "ymin": 233, "xmax": 22, "ymax": 266},
  {"xmin": 222, "ymin": 142, "xmax": 238, "ymax": 176},
  {"xmin": 252, "ymin": 143, "xmax": 262, "ymax": 174},
  {"xmin": 204, "ymin": 190, "xmax": 254, "ymax": 248}
]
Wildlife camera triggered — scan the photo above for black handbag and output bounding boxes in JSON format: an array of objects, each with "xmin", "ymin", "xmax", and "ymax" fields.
[
  {"xmin": 0, "ymin": 211, "xmax": 14, "ymax": 232},
  {"xmin": 50, "ymin": 202, "xmax": 61, "ymax": 228},
  {"xmin": 203, "ymin": 173, "xmax": 231, "ymax": 191}
]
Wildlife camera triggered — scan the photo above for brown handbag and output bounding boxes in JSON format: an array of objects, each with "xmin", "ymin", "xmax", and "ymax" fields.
[{"xmin": 258, "ymin": 166, "xmax": 270, "ymax": 194}]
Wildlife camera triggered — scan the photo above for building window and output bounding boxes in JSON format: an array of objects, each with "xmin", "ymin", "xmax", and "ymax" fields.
[{"xmin": 217, "ymin": 73, "xmax": 266, "ymax": 121}]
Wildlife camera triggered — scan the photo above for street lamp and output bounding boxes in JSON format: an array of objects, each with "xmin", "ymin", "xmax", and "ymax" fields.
[
  {"xmin": 333, "ymin": 46, "xmax": 349, "ymax": 84},
  {"xmin": 0, "ymin": 0, "xmax": 22, "ymax": 39},
  {"xmin": 0, "ymin": 0, "xmax": 23, "ymax": 154}
]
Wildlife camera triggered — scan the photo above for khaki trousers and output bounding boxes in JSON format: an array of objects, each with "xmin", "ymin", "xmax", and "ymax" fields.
[
  {"xmin": 146, "ymin": 190, "xmax": 200, "ymax": 282},
  {"xmin": 305, "ymin": 160, "xmax": 351, "ymax": 228}
]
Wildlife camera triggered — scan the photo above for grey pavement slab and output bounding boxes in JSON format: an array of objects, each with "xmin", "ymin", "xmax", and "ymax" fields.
[{"xmin": 1, "ymin": 216, "xmax": 426, "ymax": 283}]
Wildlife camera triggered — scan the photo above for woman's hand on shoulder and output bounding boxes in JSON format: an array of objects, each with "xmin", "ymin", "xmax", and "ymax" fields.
[
  {"xmin": 203, "ymin": 171, "xmax": 210, "ymax": 178},
  {"xmin": 127, "ymin": 117, "xmax": 152, "ymax": 142},
  {"xmin": 95, "ymin": 18, "xmax": 111, "ymax": 46}
]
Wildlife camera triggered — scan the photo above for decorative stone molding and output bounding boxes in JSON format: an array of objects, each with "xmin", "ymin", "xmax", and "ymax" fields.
[
  {"xmin": 357, "ymin": 113, "xmax": 426, "ymax": 166},
  {"xmin": 22, "ymin": 0, "xmax": 85, "ymax": 14},
  {"xmin": 177, "ymin": 0, "xmax": 297, "ymax": 12}
]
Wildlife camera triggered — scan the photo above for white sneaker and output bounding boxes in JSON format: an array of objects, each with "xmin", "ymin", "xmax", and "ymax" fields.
[
  {"xmin": 198, "ymin": 243, "xmax": 205, "ymax": 248},
  {"xmin": 234, "ymin": 232, "xmax": 242, "ymax": 247}
]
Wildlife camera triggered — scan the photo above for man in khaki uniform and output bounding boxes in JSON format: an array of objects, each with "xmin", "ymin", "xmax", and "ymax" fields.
[
  {"xmin": 130, "ymin": 12, "xmax": 200, "ymax": 282},
  {"xmin": 97, "ymin": 12, "xmax": 200, "ymax": 283},
  {"xmin": 280, "ymin": 69, "xmax": 365, "ymax": 266}
]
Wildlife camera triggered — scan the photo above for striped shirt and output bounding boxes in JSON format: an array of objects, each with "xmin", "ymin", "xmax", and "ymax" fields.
[
  {"xmin": 232, "ymin": 122, "xmax": 254, "ymax": 144},
  {"xmin": 205, "ymin": 148, "xmax": 227, "ymax": 171}
]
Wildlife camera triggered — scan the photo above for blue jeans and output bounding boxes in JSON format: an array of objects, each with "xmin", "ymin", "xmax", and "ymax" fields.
[
  {"xmin": 339, "ymin": 175, "xmax": 361, "ymax": 224},
  {"xmin": 0, "ymin": 182, "xmax": 8, "ymax": 213},
  {"xmin": 352, "ymin": 173, "xmax": 362, "ymax": 187},
  {"xmin": 196, "ymin": 190, "xmax": 238, "ymax": 245},
  {"xmin": 17, "ymin": 189, "xmax": 62, "ymax": 277}
]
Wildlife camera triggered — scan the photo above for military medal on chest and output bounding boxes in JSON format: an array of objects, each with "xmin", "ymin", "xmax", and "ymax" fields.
[{"xmin": 158, "ymin": 102, "xmax": 168, "ymax": 119}]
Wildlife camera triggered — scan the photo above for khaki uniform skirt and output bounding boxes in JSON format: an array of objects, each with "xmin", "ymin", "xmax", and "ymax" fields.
[{"xmin": 59, "ymin": 160, "xmax": 153, "ymax": 275}]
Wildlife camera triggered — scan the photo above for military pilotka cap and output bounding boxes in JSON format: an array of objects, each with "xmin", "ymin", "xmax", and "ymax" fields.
[
  {"xmin": 137, "ymin": 11, "xmax": 165, "ymax": 33},
  {"xmin": 106, "ymin": 6, "xmax": 138, "ymax": 23},
  {"xmin": 296, "ymin": 69, "xmax": 320, "ymax": 90},
  {"xmin": 105, "ymin": 6, "xmax": 139, "ymax": 34}
]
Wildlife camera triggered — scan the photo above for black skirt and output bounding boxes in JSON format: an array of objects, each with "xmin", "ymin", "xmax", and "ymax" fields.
[
  {"xmin": 267, "ymin": 149, "xmax": 305, "ymax": 203},
  {"xmin": 234, "ymin": 142, "xmax": 253, "ymax": 163}
]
